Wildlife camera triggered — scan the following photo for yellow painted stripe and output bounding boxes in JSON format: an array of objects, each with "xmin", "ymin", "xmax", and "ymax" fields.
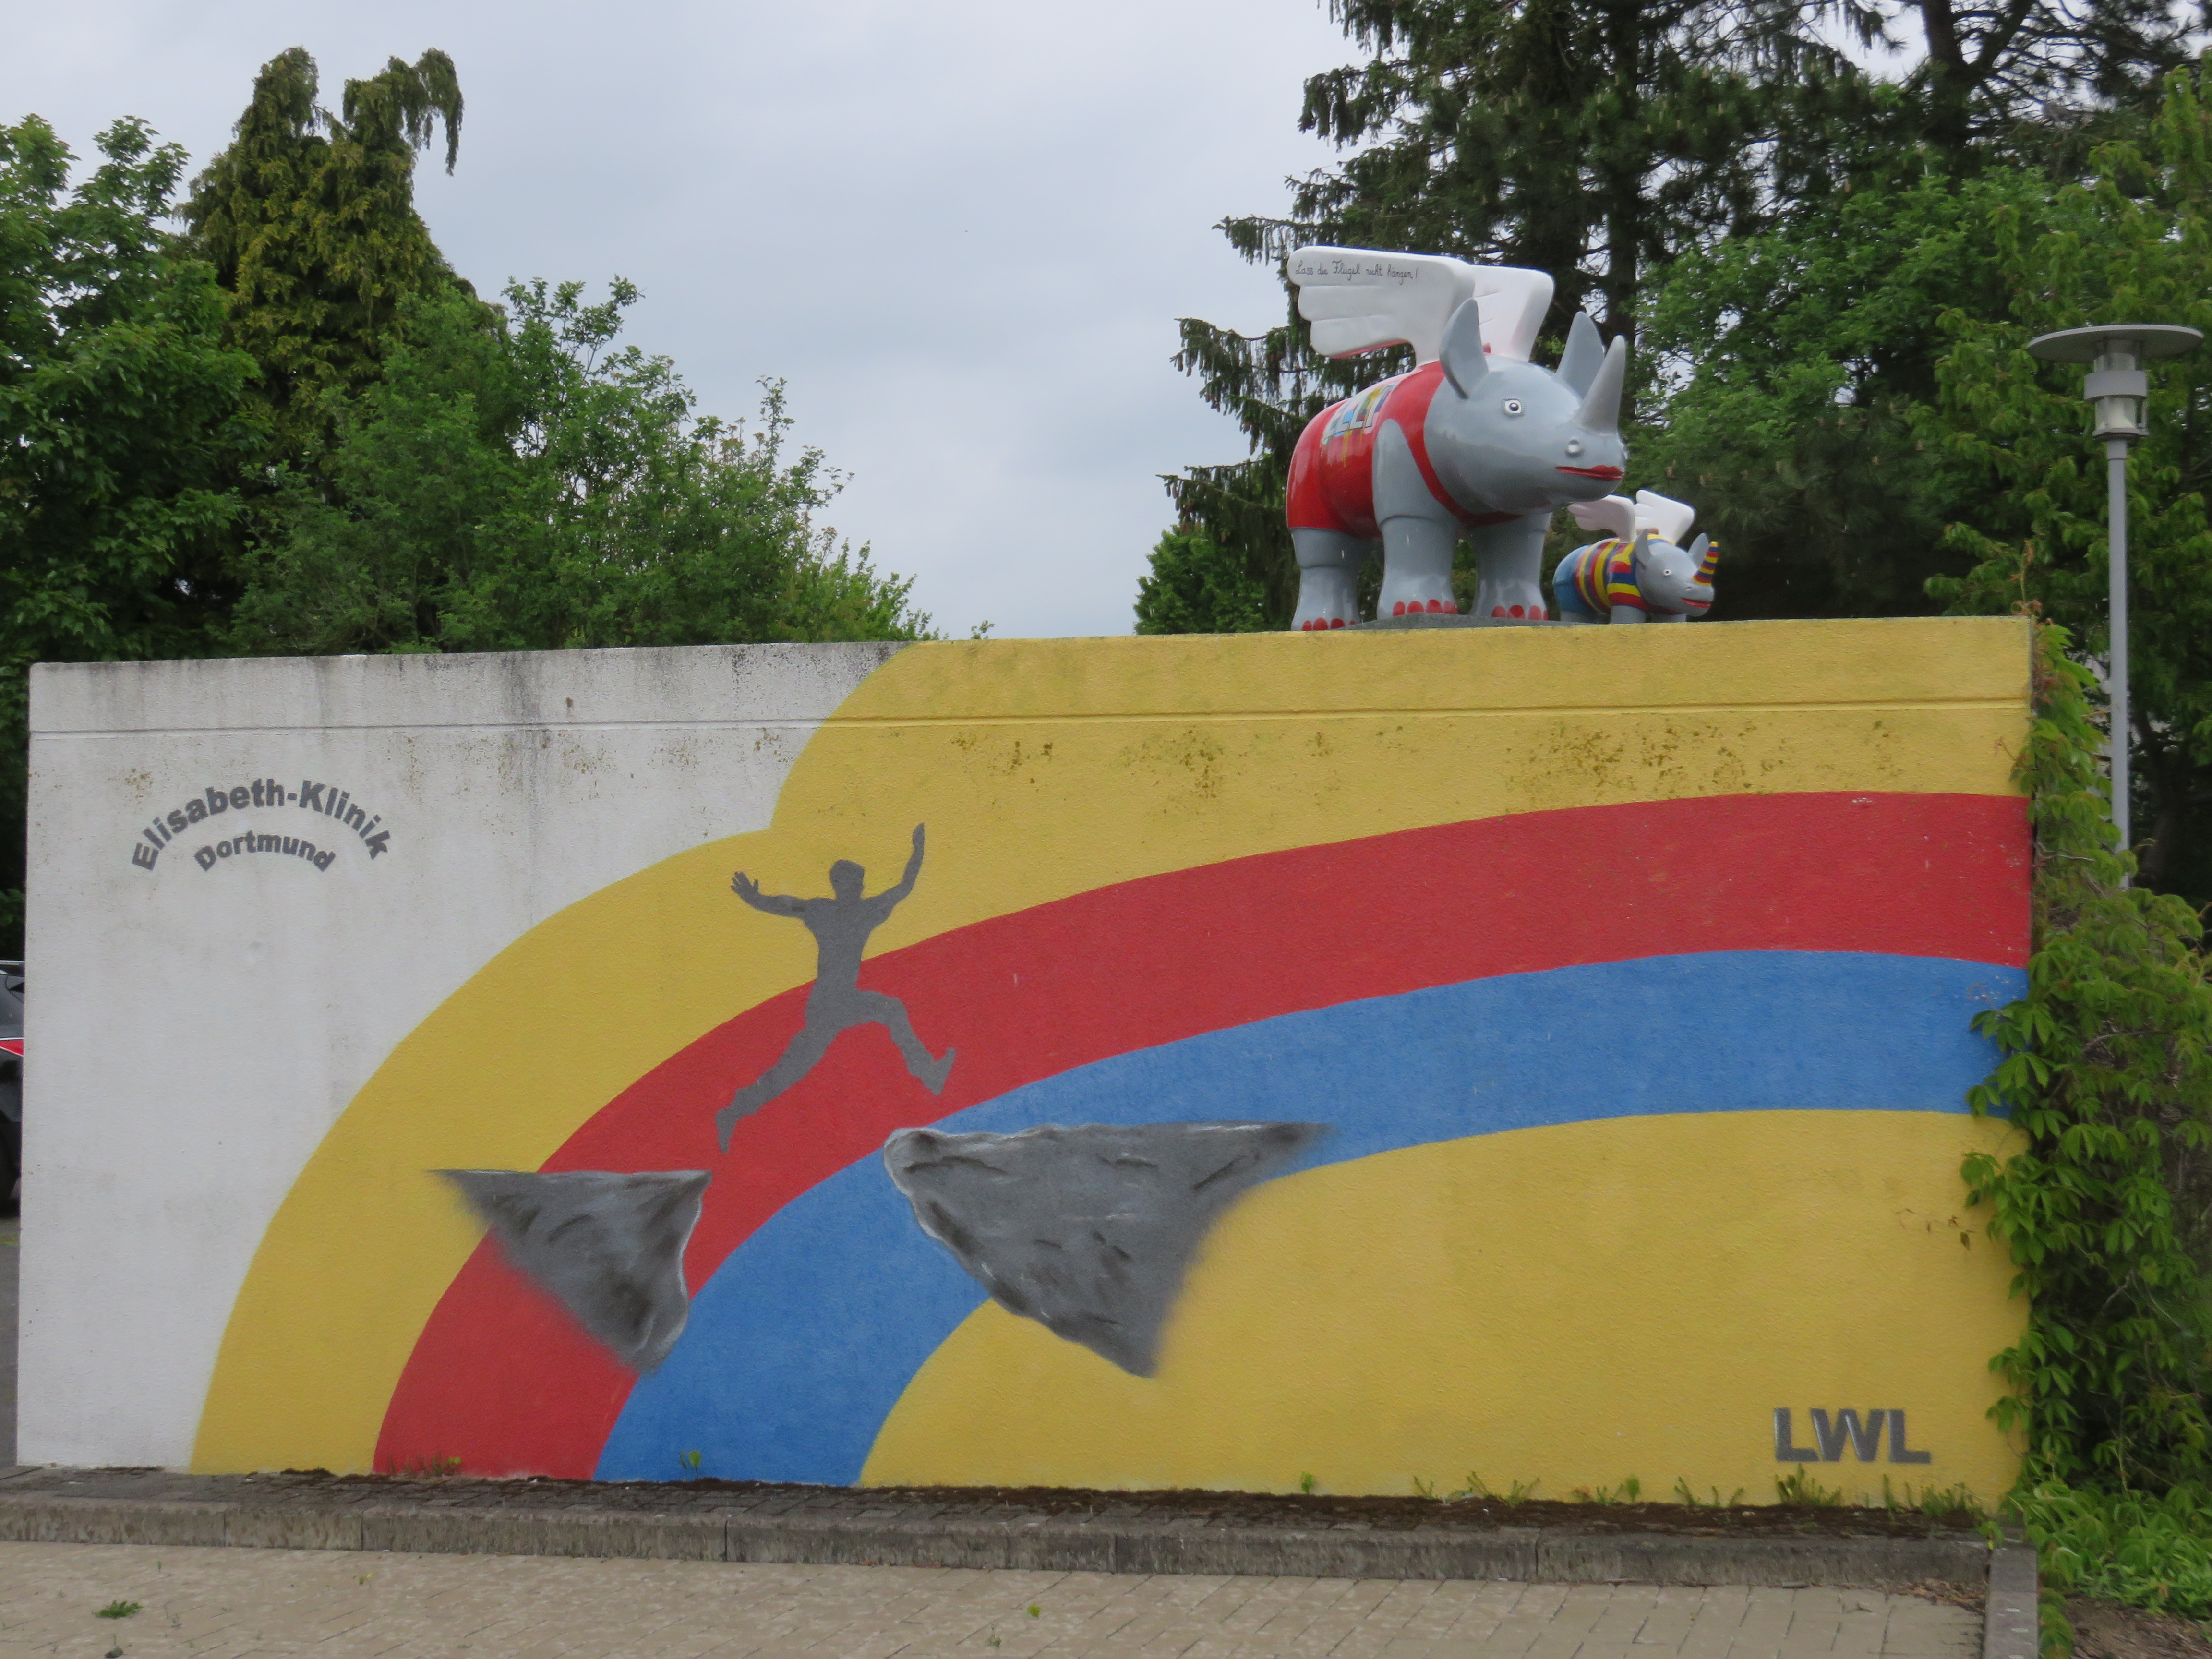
[{"xmin": 864, "ymin": 1111, "xmax": 2027, "ymax": 1503}]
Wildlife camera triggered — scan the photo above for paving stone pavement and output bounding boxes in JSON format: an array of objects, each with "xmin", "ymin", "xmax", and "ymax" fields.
[{"xmin": 0, "ymin": 1543, "xmax": 1980, "ymax": 1659}]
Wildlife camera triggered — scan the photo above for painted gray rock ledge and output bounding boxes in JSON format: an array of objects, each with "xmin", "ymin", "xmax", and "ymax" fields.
[
  {"xmin": 883, "ymin": 1120, "xmax": 1322, "ymax": 1376},
  {"xmin": 440, "ymin": 1168, "xmax": 710, "ymax": 1371}
]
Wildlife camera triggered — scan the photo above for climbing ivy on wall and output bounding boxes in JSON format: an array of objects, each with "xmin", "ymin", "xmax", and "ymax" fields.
[{"xmin": 1965, "ymin": 623, "xmax": 2212, "ymax": 1494}]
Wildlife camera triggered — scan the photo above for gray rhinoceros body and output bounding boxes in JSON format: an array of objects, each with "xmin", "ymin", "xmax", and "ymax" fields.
[{"xmin": 1286, "ymin": 305, "xmax": 1630, "ymax": 628}]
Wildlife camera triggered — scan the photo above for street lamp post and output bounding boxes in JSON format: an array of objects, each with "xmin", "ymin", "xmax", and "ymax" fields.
[{"xmin": 2025, "ymin": 324, "xmax": 2202, "ymax": 866}]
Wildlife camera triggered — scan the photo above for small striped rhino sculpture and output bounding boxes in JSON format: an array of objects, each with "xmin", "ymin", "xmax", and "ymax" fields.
[{"xmin": 1551, "ymin": 491, "xmax": 1717, "ymax": 623}]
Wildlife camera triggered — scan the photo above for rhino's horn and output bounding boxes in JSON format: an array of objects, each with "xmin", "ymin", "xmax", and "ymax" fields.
[
  {"xmin": 1575, "ymin": 336, "xmax": 1629, "ymax": 436},
  {"xmin": 1557, "ymin": 312, "xmax": 1605, "ymax": 397}
]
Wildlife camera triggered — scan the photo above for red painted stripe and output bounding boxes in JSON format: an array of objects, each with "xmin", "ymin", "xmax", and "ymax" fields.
[
  {"xmin": 0, "ymin": 1039, "xmax": 22, "ymax": 1057},
  {"xmin": 376, "ymin": 791, "xmax": 2026, "ymax": 1479}
]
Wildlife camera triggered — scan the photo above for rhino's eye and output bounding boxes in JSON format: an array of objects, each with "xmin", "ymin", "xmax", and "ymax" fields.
[
  {"xmin": 1502, "ymin": 398, "xmax": 1524, "ymax": 416},
  {"xmin": 1565, "ymin": 437, "xmax": 1585, "ymax": 456}
]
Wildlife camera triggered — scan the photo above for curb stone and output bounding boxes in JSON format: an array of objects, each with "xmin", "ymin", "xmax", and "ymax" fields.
[
  {"xmin": 1984, "ymin": 1543, "xmax": 2040, "ymax": 1659},
  {"xmin": 0, "ymin": 1467, "xmax": 2008, "ymax": 1591}
]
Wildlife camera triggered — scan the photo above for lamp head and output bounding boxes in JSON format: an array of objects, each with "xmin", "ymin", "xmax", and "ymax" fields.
[{"xmin": 2027, "ymin": 324, "xmax": 2202, "ymax": 443}]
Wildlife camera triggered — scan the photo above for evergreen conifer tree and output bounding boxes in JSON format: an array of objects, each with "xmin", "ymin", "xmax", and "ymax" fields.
[{"xmin": 182, "ymin": 48, "xmax": 475, "ymax": 474}]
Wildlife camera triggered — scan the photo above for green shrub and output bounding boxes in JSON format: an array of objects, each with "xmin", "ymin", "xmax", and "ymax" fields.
[
  {"xmin": 1966, "ymin": 623, "xmax": 2212, "ymax": 1493},
  {"xmin": 2011, "ymin": 1478, "xmax": 2212, "ymax": 1617}
]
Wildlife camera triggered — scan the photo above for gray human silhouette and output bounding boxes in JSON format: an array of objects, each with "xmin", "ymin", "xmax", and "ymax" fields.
[{"xmin": 717, "ymin": 824, "xmax": 955, "ymax": 1151}]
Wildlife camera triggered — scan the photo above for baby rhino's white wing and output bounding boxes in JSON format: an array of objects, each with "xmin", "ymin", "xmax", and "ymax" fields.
[
  {"xmin": 1569, "ymin": 495, "xmax": 1638, "ymax": 543},
  {"xmin": 1634, "ymin": 490, "xmax": 1697, "ymax": 545}
]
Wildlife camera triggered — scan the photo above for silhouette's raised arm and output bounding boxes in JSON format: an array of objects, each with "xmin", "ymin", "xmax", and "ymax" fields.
[
  {"xmin": 731, "ymin": 870, "xmax": 805, "ymax": 917},
  {"xmin": 875, "ymin": 825, "xmax": 927, "ymax": 910}
]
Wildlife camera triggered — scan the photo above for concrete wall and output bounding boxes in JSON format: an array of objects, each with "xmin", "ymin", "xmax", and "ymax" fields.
[
  {"xmin": 24, "ymin": 620, "xmax": 2033, "ymax": 1503},
  {"xmin": 22, "ymin": 646, "xmax": 897, "ymax": 1467}
]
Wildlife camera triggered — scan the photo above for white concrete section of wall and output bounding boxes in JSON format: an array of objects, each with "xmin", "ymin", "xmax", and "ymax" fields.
[{"xmin": 20, "ymin": 643, "xmax": 902, "ymax": 1469}]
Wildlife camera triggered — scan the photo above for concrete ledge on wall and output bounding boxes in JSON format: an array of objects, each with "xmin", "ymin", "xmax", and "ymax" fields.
[{"xmin": 0, "ymin": 1468, "xmax": 2000, "ymax": 1588}]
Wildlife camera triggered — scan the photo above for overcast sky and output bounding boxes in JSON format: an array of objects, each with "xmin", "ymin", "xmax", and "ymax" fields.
[{"xmin": 3, "ymin": 0, "xmax": 1361, "ymax": 638}]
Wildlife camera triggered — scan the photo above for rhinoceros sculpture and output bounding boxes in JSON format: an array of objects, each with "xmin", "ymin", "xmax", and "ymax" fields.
[
  {"xmin": 1284, "ymin": 246, "xmax": 1630, "ymax": 629},
  {"xmin": 1552, "ymin": 491, "xmax": 1719, "ymax": 623}
]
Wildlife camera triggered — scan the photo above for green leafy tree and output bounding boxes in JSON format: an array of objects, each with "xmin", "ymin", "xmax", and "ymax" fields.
[
  {"xmin": 1134, "ymin": 526, "xmax": 1273, "ymax": 634},
  {"xmin": 1622, "ymin": 0, "xmax": 2193, "ymax": 633},
  {"xmin": 229, "ymin": 279, "xmax": 930, "ymax": 654},
  {"xmin": 182, "ymin": 47, "xmax": 473, "ymax": 474},
  {"xmin": 1631, "ymin": 162, "xmax": 2060, "ymax": 619},
  {"xmin": 0, "ymin": 115, "xmax": 257, "ymax": 949},
  {"xmin": 1926, "ymin": 61, "xmax": 2212, "ymax": 898}
]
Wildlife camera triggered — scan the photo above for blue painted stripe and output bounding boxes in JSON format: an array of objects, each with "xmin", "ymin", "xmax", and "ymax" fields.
[{"xmin": 598, "ymin": 950, "xmax": 2019, "ymax": 1484}]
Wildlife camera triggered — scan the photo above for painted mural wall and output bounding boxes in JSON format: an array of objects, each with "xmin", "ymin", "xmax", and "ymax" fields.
[{"xmin": 24, "ymin": 619, "xmax": 2032, "ymax": 1503}]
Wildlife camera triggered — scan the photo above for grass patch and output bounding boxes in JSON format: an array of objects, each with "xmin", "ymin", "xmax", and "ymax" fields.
[
  {"xmin": 1571, "ymin": 1476, "xmax": 1643, "ymax": 1505},
  {"xmin": 1774, "ymin": 1470, "xmax": 1845, "ymax": 1507}
]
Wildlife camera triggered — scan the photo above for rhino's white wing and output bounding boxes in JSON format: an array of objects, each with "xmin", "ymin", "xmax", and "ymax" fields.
[
  {"xmin": 1469, "ymin": 266, "xmax": 1553, "ymax": 364},
  {"xmin": 1568, "ymin": 495, "xmax": 1638, "ymax": 542},
  {"xmin": 1634, "ymin": 490, "xmax": 1697, "ymax": 545},
  {"xmin": 1288, "ymin": 247, "xmax": 1556, "ymax": 366},
  {"xmin": 1288, "ymin": 247, "xmax": 1479, "ymax": 364}
]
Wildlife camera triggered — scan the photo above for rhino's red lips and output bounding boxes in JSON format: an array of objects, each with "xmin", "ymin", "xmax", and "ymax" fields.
[{"xmin": 1557, "ymin": 465, "xmax": 1624, "ymax": 480}]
